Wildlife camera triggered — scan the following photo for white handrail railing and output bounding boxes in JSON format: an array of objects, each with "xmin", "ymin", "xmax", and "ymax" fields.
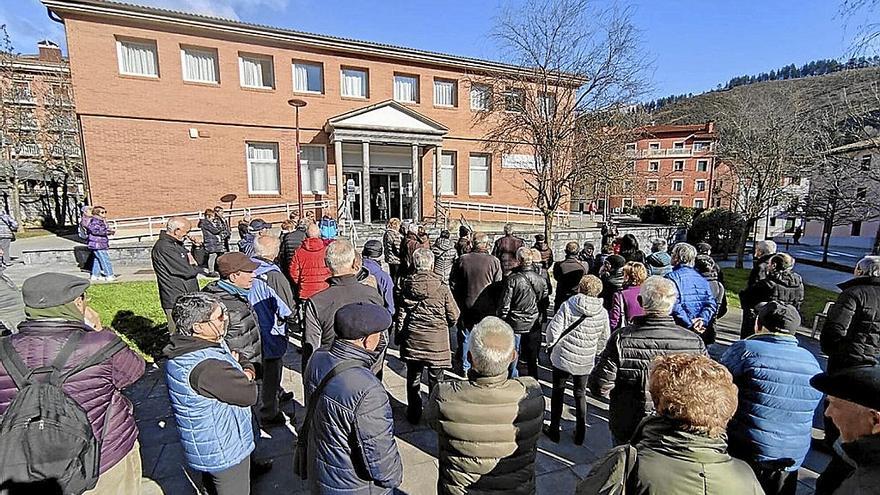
[{"xmin": 441, "ymin": 200, "xmax": 570, "ymax": 226}]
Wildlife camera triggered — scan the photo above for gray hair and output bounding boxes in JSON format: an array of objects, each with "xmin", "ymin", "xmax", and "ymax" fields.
[
  {"xmin": 469, "ymin": 316, "xmax": 515, "ymax": 377},
  {"xmin": 407, "ymin": 223, "xmax": 419, "ymax": 235},
  {"xmin": 254, "ymin": 235, "xmax": 281, "ymax": 259},
  {"xmin": 639, "ymin": 276, "xmax": 678, "ymax": 315},
  {"xmin": 671, "ymin": 242, "xmax": 697, "ymax": 266},
  {"xmin": 325, "ymin": 239, "xmax": 356, "ymax": 274},
  {"xmin": 516, "ymin": 246, "xmax": 532, "ymax": 263},
  {"xmin": 856, "ymin": 256, "xmax": 880, "ymax": 278},
  {"xmin": 172, "ymin": 293, "xmax": 223, "ymax": 336},
  {"xmin": 306, "ymin": 223, "xmax": 320, "ymax": 238},
  {"xmin": 651, "ymin": 238, "xmax": 667, "ymax": 253},
  {"xmin": 166, "ymin": 216, "xmax": 189, "ymax": 232},
  {"xmin": 503, "ymin": 223, "xmax": 514, "ymax": 235},
  {"xmin": 755, "ymin": 240, "xmax": 777, "ymax": 257},
  {"xmin": 473, "ymin": 232, "xmax": 490, "ymax": 250},
  {"xmin": 412, "ymin": 248, "xmax": 435, "ymax": 271}
]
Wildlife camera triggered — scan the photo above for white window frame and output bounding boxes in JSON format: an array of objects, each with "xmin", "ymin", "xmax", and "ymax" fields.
[
  {"xmin": 696, "ymin": 159, "xmax": 709, "ymax": 172},
  {"xmin": 393, "ymin": 73, "xmax": 419, "ymax": 104},
  {"xmin": 116, "ymin": 38, "xmax": 159, "ymax": 78},
  {"xmin": 694, "ymin": 199, "xmax": 706, "ymax": 209},
  {"xmin": 470, "ymin": 83, "xmax": 491, "ymax": 111},
  {"xmin": 673, "ymin": 160, "xmax": 684, "ymax": 171},
  {"xmin": 300, "ymin": 144, "xmax": 328, "ymax": 195},
  {"xmin": 648, "ymin": 161, "xmax": 660, "ymax": 172},
  {"xmin": 649, "ymin": 142, "xmax": 660, "ymax": 150},
  {"xmin": 440, "ymin": 151, "xmax": 457, "ymax": 195},
  {"xmin": 622, "ymin": 198, "xmax": 633, "ymax": 209},
  {"xmin": 246, "ymin": 142, "xmax": 280, "ymax": 195},
  {"xmin": 645, "ymin": 198, "xmax": 657, "ymax": 205},
  {"xmin": 670, "ymin": 198, "xmax": 682, "ymax": 206},
  {"xmin": 340, "ymin": 67, "xmax": 368, "ymax": 98},
  {"xmin": 695, "ymin": 179, "xmax": 706, "ymax": 192},
  {"xmin": 693, "ymin": 141, "xmax": 711, "ymax": 151},
  {"xmin": 673, "ymin": 141, "xmax": 685, "ymax": 149},
  {"xmin": 180, "ymin": 45, "xmax": 219, "ymax": 84},
  {"xmin": 504, "ymin": 88, "xmax": 525, "ymax": 113},
  {"xmin": 672, "ymin": 179, "xmax": 683, "ymax": 192},
  {"xmin": 433, "ymin": 78, "xmax": 457, "ymax": 107},
  {"xmin": 293, "ymin": 60, "xmax": 324, "ymax": 94},
  {"xmin": 646, "ymin": 179, "xmax": 658, "ymax": 192},
  {"xmin": 238, "ymin": 53, "xmax": 274, "ymax": 89},
  {"xmin": 468, "ymin": 153, "xmax": 491, "ymax": 195}
]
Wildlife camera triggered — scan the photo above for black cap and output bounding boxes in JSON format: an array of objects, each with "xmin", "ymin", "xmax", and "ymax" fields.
[
  {"xmin": 811, "ymin": 365, "xmax": 880, "ymax": 411},
  {"xmin": 249, "ymin": 219, "xmax": 271, "ymax": 231},
  {"xmin": 334, "ymin": 302, "xmax": 392, "ymax": 340},
  {"xmin": 606, "ymin": 255, "xmax": 626, "ymax": 271},
  {"xmin": 755, "ymin": 301, "xmax": 801, "ymax": 334},
  {"xmin": 22, "ymin": 273, "xmax": 90, "ymax": 309},
  {"xmin": 362, "ymin": 239, "xmax": 383, "ymax": 259}
]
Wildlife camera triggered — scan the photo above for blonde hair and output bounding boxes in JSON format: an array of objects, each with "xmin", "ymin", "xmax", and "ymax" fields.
[
  {"xmin": 578, "ymin": 275, "xmax": 603, "ymax": 297},
  {"xmin": 623, "ymin": 261, "xmax": 648, "ymax": 286},
  {"xmin": 387, "ymin": 217, "xmax": 401, "ymax": 230}
]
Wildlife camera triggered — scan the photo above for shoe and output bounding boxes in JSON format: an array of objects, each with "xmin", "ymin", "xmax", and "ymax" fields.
[
  {"xmin": 104, "ymin": 275, "xmax": 120, "ymax": 282},
  {"xmin": 406, "ymin": 407, "xmax": 422, "ymax": 425},
  {"xmin": 542, "ymin": 425, "xmax": 560, "ymax": 443},
  {"xmin": 89, "ymin": 276, "xmax": 103, "ymax": 282},
  {"xmin": 279, "ymin": 391, "xmax": 294, "ymax": 403},
  {"xmin": 251, "ymin": 459, "xmax": 273, "ymax": 478},
  {"xmin": 574, "ymin": 424, "xmax": 585, "ymax": 446},
  {"xmin": 260, "ymin": 413, "xmax": 287, "ymax": 428}
]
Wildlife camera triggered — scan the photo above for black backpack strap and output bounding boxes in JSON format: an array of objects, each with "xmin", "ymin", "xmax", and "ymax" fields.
[
  {"xmin": 0, "ymin": 336, "xmax": 29, "ymax": 389},
  {"xmin": 547, "ymin": 314, "xmax": 588, "ymax": 354},
  {"xmin": 58, "ymin": 337, "xmax": 127, "ymax": 383},
  {"xmin": 300, "ymin": 360, "xmax": 361, "ymax": 440}
]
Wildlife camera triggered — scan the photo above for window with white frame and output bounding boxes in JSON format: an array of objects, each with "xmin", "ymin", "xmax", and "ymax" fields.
[
  {"xmin": 440, "ymin": 151, "xmax": 456, "ymax": 194},
  {"xmin": 649, "ymin": 142, "xmax": 660, "ymax": 150},
  {"xmin": 670, "ymin": 199, "xmax": 681, "ymax": 206},
  {"xmin": 673, "ymin": 160, "xmax": 684, "ymax": 171},
  {"xmin": 672, "ymin": 179, "xmax": 683, "ymax": 192},
  {"xmin": 434, "ymin": 79, "xmax": 457, "ymax": 107},
  {"xmin": 470, "ymin": 84, "xmax": 491, "ymax": 111},
  {"xmin": 469, "ymin": 154, "xmax": 490, "ymax": 195},
  {"xmin": 116, "ymin": 39, "xmax": 159, "ymax": 77},
  {"xmin": 695, "ymin": 180, "xmax": 706, "ymax": 192},
  {"xmin": 181, "ymin": 46, "xmax": 219, "ymax": 84},
  {"xmin": 246, "ymin": 143, "xmax": 280, "ymax": 194},
  {"xmin": 340, "ymin": 68, "xmax": 368, "ymax": 98},
  {"xmin": 649, "ymin": 161, "xmax": 659, "ymax": 172},
  {"xmin": 646, "ymin": 198, "xmax": 657, "ymax": 205},
  {"xmin": 394, "ymin": 74, "xmax": 419, "ymax": 103},
  {"xmin": 694, "ymin": 199, "xmax": 705, "ymax": 209},
  {"xmin": 693, "ymin": 141, "xmax": 711, "ymax": 151},
  {"xmin": 300, "ymin": 145, "xmax": 327, "ymax": 194},
  {"xmin": 239, "ymin": 54, "xmax": 274, "ymax": 89},
  {"xmin": 646, "ymin": 179, "xmax": 658, "ymax": 192},
  {"xmin": 505, "ymin": 88, "xmax": 524, "ymax": 112},
  {"xmin": 697, "ymin": 160, "xmax": 708, "ymax": 172},
  {"xmin": 622, "ymin": 198, "xmax": 633, "ymax": 208},
  {"xmin": 673, "ymin": 141, "xmax": 684, "ymax": 149},
  {"xmin": 293, "ymin": 61, "xmax": 323, "ymax": 93},
  {"xmin": 539, "ymin": 92, "xmax": 556, "ymax": 117}
]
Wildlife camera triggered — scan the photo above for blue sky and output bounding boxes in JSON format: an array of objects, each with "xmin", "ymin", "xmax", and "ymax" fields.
[{"xmin": 0, "ymin": 0, "xmax": 864, "ymax": 99}]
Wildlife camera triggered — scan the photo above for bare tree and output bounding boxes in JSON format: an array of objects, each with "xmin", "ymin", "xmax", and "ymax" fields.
[
  {"xmin": 36, "ymin": 76, "xmax": 83, "ymax": 226},
  {"xmin": 471, "ymin": 0, "xmax": 648, "ymax": 239},
  {"xmin": 841, "ymin": 0, "xmax": 880, "ymax": 55},
  {"xmin": 0, "ymin": 25, "xmax": 31, "ymax": 223}
]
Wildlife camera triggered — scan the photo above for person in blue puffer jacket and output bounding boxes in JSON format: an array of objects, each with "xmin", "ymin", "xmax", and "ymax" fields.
[
  {"xmin": 665, "ymin": 242, "xmax": 718, "ymax": 335},
  {"xmin": 164, "ymin": 292, "xmax": 259, "ymax": 495},
  {"xmin": 720, "ymin": 301, "xmax": 823, "ymax": 495}
]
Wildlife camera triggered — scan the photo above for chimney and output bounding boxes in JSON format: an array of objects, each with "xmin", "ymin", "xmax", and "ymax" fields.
[{"xmin": 37, "ymin": 40, "xmax": 62, "ymax": 63}]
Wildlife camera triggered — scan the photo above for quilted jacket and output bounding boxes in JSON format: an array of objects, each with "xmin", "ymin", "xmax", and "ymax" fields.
[
  {"xmin": 821, "ymin": 276, "xmax": 880, "ymax": 372},
  {"xmin": 289, "ymin": 237, "xmax": 331, "ymax": 300},
  {"xmin": 665, "ymin": 265, "xmax": 718, "ymax": 329},
  {"xmin": 545, "ymin": 294, "xmax": 610, "ymax": 376}
]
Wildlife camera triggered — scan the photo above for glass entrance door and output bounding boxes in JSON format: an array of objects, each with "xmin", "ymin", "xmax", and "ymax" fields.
[
  {"xmin": 400, "ymin": 172, "xmax": 413, "ymax": 220},
  {"xmin": 342, "ymin": 171, "xmax": 362, "ymax": 222},
  {"xmin": 369, "ymin": 174, "xmax": 392, "ymax": 223}
]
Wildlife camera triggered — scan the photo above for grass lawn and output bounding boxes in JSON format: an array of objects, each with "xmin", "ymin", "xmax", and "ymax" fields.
[{"xmin": 722, "ymin": 267, "xmax": 839, "ymax": 326}]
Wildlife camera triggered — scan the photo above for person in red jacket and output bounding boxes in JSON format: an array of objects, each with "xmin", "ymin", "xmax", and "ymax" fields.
[{"xmin": 289, "ymin": 223, "xmax": 330, "ymax": 301}]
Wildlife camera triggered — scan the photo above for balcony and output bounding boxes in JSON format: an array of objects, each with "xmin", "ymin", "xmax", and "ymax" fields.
[
  {"xmin": 4, "ymin": 89, "xmax": 36, "ymax": 105},
  {"xmin": 45, "ymin": 94, "xmax": 74, "ymax": 107},
  {"xmin": 14, "ymin": 143, "xmax": 41, "ymax": 157},
  {"xmin": 624, "ymin": 144, "xmax": 715, "ymax": 158}
]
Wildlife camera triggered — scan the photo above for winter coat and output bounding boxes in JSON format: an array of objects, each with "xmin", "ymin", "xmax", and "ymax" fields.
[
  {"xmin": 492, "ymin": 234, "xmax": 525, "ymax": 275},
  {"xmin": 743, "ymin": 270, "xmax": 805, "ymax": 311},
  {"xmin": 0, "ymin": 320, "xmax": 145, "ymax": 474},
  {"xmin": 821, "ymin": 276, "xmax": 880, "ymax": 372},
  {"xmin": 720, "ymin": 333, "xmax": 823, "ymax": 471},
  {"xmin": 202, "ymin": 281, "xmax": 262, "ymax": 368},
  {"xmin": 304, "ymin": 340, "xmax": 403, "ymax": 494},
  {"xmin": 0, "ymin": 213, "xmax": 18, "ymax": 239},
  {"xmin": 532, "ymin": 241, "xmax": 554, "ymax": 269},
  {"xmin": 665, "ymin": 265, "xmax": 718, "ymax": 329},
  {"xmin": 451, "ymin": 251, "xmax": 503, "ymax": 327},
  {"xmin": 400, "ymin": 233, "xmax": 431, "ymax": 275},
  {"xmin": 455, "ymin": 236, "xmax": 471, "ymax": 257},
  {"xmin": 589, "ymin": 315, "xmax": 707, "ymax": 442},
  {"xmin": 0, "ymin": 273, "xmax": 24, "ymax": 333},
  {"xmin": 383, "ymin": 229, "xmax": 403, "ymax": 266},
  {"xmin": 620, "ymin": 248, "xmax": 645, "ymax": 264},
  {"xmin": 700, "ymin": 271, "xmax": 728, "ymax": 345},
  {"xmin": 363, "ymin": 258, "xmax": 395, "ymax": 314},
  {"xmin": 610, "ymin": 285, "xmax": 645, "ymax": 330},
  {"xmin": 87, "ymin": 216, "xmax": 111, "ymax": 251},
  {"xmin": 249, "ymin": 258, "xmax": 296, "ymax": 360},
  {"xmin": 645, "ymin": 251, "xmax": 672, "ymax": 277},
  {"xmin": 545, "ymin": 294, "xmax": 610, "ymax": 376},
  {"xmin": 198, "ymin": 217, "xmax": 226, "ymax": 254},
  {"xmin": 432, "ymin": 237, "xmax": 457, "ymax": 283},
  {"xmin": 151, "ymin": 231, "xmax": 201, "ymax": 310},
  {"xmin": 278, "ymin": 229, "xmax": 306, "ymax": 277},
  {"xmin": 601, "ymin": 271, "xmax": 625, "ymax": 310},
  {"xmin": 835, "ymin": 434, "xmax": 880, "ymax": 495},
  {"xmin": 740, "ymin": 253, "xmax": 775, "ymax": 312},
  {"xmin": 319, "ymin": 217, "xmax": 338, "ymax": 240},
  {"xmin": 397, "ymin": 271, "xmax": 460, "ymax": 368},
  {"xmin": 425, "ymin": 372, "xmax": 544, "ymax": 495},
  {"xmin": 499, "ymin": 265, "xmax": 548, "ymax": 333},
  {"xmin": 553, "ymin": 256, "xmax": 587, "ymax": 310},
  {"xmin": 577, "ymin": 415, "xmax": 763, "ymax": 495},
  {"xmin": 289, "ymin": 237, "xmax": 331, "ymax": 300}
]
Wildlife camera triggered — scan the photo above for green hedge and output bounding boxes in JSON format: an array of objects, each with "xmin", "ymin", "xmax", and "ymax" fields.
[
  {"xmin": 688, "ymin": 208, "xmax": 747, "ymax": 255},
  {"xmin": 637, "ymin": 205, "xmax": 697, "ymax": 227}
]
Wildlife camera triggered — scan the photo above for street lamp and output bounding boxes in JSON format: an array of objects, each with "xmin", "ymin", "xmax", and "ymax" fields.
[{"xmin": 288, "ymin": 98, "xmax": 308, "ymax": 217}]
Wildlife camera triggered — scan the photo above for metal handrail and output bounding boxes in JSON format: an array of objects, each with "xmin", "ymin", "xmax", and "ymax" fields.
[{"xmin": 441, "ymin": 200, "xmax": 570, "ymax": 226}]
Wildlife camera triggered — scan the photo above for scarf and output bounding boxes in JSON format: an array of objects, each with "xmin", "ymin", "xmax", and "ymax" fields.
[
  {"xmin": 218, "ymin": 279, "xmax": 250, "ymax": 298},
  {"xmin": 25, "ymin": 301, "xmax": 84, "ymax": 322}
]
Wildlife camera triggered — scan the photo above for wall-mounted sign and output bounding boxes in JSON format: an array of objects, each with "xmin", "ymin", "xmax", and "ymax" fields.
[{"xmin": 502, "ymin": 154, "xmax": 541, "ymax": 170}]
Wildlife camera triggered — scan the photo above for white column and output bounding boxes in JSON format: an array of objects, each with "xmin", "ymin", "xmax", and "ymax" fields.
[
  {"xmin": 411, "ymin": 144, "xmax": 420, "ymax": 222},
  {"xmin": 334, "ymin": 140, "xmax": 344, "ymax": 217},
  {"xmin": 433, "ymin": 145, "xmax": 443, "ymax": 223},
  {"xmin": 362, "ymin": 141, "xmax": 371, "ymax": 224}
]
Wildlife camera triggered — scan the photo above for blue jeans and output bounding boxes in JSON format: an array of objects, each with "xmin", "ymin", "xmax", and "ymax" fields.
[
  {"xmin": 460, "ymin": 325, "xmax": 473, "ymax": 374},
  {"xmin": 509, "ymin": 333, "xmax": 522, "ymax": 378},
  {"xmin": 91, "ymin": 249, "xmax": 114, "ymax": 277}
]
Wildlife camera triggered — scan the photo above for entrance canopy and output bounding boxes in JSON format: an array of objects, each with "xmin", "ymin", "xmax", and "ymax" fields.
[{"xmin": 326, "ymin": 100, "xmax": 448, "ymax": 146}]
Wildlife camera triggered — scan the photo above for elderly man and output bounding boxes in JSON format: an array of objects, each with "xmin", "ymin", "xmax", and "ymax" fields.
[
  {"xmin": 425, "ymin": 317, "xmax": 544, "ymax": 495},
  {"xmin": 822, "ymin": 255, "xmax": 880, "ymax": 372},
  {"xmin": 0, "ymin": 273, "xmax": 145, "ymax": 494},
  {"xmin": 740, "ymin": 240, "xmax": 778, "ymax": 338},
  {"xmin": 362, "ymin": 239, "xmax": 395, "ymax": 314},
  {"xmin": 498, "ymin": 247, "xmax": 548, "ymax": 378},
  {"xmin": 492, "ymin": 223, "xmax": 525, "ymax": 276},
  {"xmin": 579, "ymin": 354, "xmax": 762, "ymax": 494},
  {"xmin": 589, "ymin": 276, "xmax": 707, "ymax": 444},
  {"xmin": 664, "ymin": 242, "xmax": 718, "ymax": 335},
  {"xmin": 302, "ymin": 239, "xmax": 385, "ymax": 372},
  {"xmin": 303, "ymin": 303, "xmax": 403, "ymax": 493},
  {"xmin": 249, "ymin": 236, "xmax": 296, "ymax": 426},
  {"xmin": 811, "ymin": 365, "xmax": 880, "ymax": 495},
  {"xmin": 553, "ymin": 241, "xmax": 587, "ymax": 311},
  {"xmin": 289, "ymin": 223, "xmax": 331, "ymax": 302},
  {"xmin": 152, "ymin": 216, "xmax": 201, "ymax": 333}
]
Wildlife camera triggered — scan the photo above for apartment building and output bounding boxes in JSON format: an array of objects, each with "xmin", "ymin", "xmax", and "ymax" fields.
[{"xmin": 43, "ymin": 0, "xmax": 554, "ymax": 223}]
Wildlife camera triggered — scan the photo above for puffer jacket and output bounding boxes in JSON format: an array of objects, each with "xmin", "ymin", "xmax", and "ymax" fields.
[
  {"xmin": 532, "ymin": 240, "xmax": 554, "ymax": 268},
  {"xmin": 432, "ymin": 237, "xmax": 457, "ymax": 283},
  {"xmin": 645, "ymin": 251, "xmax": 672, "ymax": 276},
  {"xmin": 665, "ymin": 265, "xmax": 718, "ymax": 329},
  {"xmin": 397, "ymin": 271, "xmax": 460, "ymax": 368},
  {"xmin": 400, "ymin": 233, "xmax": 431, "ymax": 275},
  {"xmin": 198, "ymin": 217, "xmax": 226, "ymax": 254},
  {"xmin": 546, "ymin": 294, "xmax": 610, "ymax": 376},
  {"xmin": 492, "ymin": 234, "xmax": 525, "ymax": 275},
  {"xmin": 87, "ymin": 216, "xmax": 111, "ymax": 251},
  {"xmin": 249, "ymin": 258, "xmax": 295, "ymax": 360},
  {"xmin": 744, "ymin": 270, "xmax": 805, "ymax": 311},
  {"xmin": 601, "ymin": 270, "xmax": 624, "ymax": 310},
  {"xmin": 289, "ymin": 237, "xmax": 331, "ymax": 300},
  {"xmin": 304, "ymin": 340, "xmax": 403, "ymax": 494},
  {"xmin": 610, "ymin": 285, "xmax": 645, "ymax": 330},
  {"xmin": 836, "ymin": 434, "xmax": 880, "ymax": 495},
  {"xmin": 553, "ymin": 256, "xmax": 587, "ymax": 310},
  {"xmin": 589, "ymin": 315, "xmax": 707, "ymax": 442},
  {"xmin": 383, "ymin": 229, "xmax": 402, "ymax": 266},
  {"xmin": 202, "ymin": 281, "xmax": 262, "ymax": 369},
  {"xmin": 821, "ymin": 276, "xmax": 880, "ymax": 371},
  {"xmin": 278, "ymin": 229, "xmax": 306, "ymax": 279},
  {"xmin": 425, "ymin": 371, "xmax": 544, "ymax": 495},
  {"xmin": 499, "ymin": 265, "xmax": 548, "ymax": 333},
  {"xmin": 720, "ymin": 333, "xmax": 822, "ymax": 470},
  {"xmin": 0, "ymin": 320, "xmax": 145, "ymax": 474}
]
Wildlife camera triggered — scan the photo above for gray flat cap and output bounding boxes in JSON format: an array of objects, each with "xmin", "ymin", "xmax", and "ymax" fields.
[{"xmin": 22, "ymin": 273, "xmax": 90, "ymax": 308}]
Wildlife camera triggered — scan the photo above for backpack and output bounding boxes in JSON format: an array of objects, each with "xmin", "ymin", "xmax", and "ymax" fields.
[{"xmin": 0, "ymin": 332, "xmax": 126, "ymax": 495}]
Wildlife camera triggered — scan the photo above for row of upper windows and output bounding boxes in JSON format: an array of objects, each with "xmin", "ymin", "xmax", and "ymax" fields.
[
  {"xmin": 639, "ymin": 159, "xmax": 710, "ymax": 172},
  {"xmin": 646, "ymin": 179, "xmax": 708, "ymax": 192},
  {"xmin": 115, "ymin": 38, "xmax": 502, "ymax": 110}
]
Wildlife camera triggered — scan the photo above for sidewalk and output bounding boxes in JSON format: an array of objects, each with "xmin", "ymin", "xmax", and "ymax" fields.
[{"xmin": 717, "ymin": 259, "xmax": 849, "ymax": 293}]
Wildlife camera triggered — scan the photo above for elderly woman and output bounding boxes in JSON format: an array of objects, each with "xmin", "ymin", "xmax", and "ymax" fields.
[
  {"xmin": 645, "ymin": 238, "xmax": 672, "ymax": 276},
  {"xmin": 383, "ymin": 217, "xmax": 403, "ymax": 280},
  {"xmin": 544, "ymin": 274, "xmax": 610, "ymax": 445},
  {"xmin": 579, "ymin": 354, "xmax": 762, "ymax": 494},
  {"xmin": 610, "ymin": 261, "xmax": 648, "ymax": 330},
  {"xmin": 397, "ymin": 248, "xmax": 460, "ymax": 424}
]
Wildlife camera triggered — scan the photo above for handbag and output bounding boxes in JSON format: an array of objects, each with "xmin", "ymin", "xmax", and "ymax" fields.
[
  {"xmin": 545, "ymin": 314, "xmax": 588, "ymax": 356},
  {"xmin": 293, "ymin": 359, "xmax": 360, "ymax": 479}
]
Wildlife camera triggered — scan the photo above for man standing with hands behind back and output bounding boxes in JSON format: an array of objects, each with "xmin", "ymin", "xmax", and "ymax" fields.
[{"xmin": 152, "ymin": 217, "xmax": 201, "ymax": 333}]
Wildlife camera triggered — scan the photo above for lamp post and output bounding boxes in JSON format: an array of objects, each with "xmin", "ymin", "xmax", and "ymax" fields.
[{"xmin": 288, "ymin": 99, "xmax": 308, "ymax": 217}]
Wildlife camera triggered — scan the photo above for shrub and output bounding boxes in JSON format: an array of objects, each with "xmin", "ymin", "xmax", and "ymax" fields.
[
  {"xmin": 638, "ymin": 205, "xmax": 696, "ymax": 227},
  {"xmin": 688, "ymin": 208, "xmax": 747, "ymax": 255}
]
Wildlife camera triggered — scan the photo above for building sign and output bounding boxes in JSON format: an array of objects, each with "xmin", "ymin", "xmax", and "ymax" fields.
[{"xmin": 502, "ymin": 154, "xmax": 540, "ymax": 170}]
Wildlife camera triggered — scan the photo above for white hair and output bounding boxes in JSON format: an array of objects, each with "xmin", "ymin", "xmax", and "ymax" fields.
[
  {"xmin": 473, "ymin": 232, "xmax": 490, "ymax": 250},
  {"xmin": 325, "ymin": 239, "xmax": 355, "ymax": 274},
  {"xmin": 516, "ymin": 246, "xmax": 532, "ymax": 263},
  {"xmin": 254, "ymin": 235, "xmax": 281, "ymax": 259},
  {"xmin": 407, "ymin": 223, "xmax": 419, "ymax": 235},
  {"xmin": 412, "ymin": 248, "xmax": 435, "ymax": 271},
  {"xmin": 640, "ymin": 276, "xmax": 678, "ymax": 315},
  {"xmin": 671, "ymin": 242, "xmax": 697, "ymax": 266},
  {"xmin": 856, "ymin": 256, "xmax": 880, "ymax": 278},
  {"xmin": 756, "ymin": 240, "xmax": 778, "ymax": 257},
  {"xmin": 470, "ymin": 317, "xmax": 515, "ymax": 377},
  {"xmin": 166, "ymin": 216, "xmax": 189, "ymax": 232}
]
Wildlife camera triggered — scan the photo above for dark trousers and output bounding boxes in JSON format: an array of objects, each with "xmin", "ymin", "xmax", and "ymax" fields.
[
  {"xmin": 260, "ymin": 357, "xmax": 283, "ymax": 421},
  {"xmin": 203, "ymin": 455, "xmax": 250, "ymax": 495},
  {"xmin": 518, "ymin": 324, "xmax": 542, "ymax": 379},
  {"xmin": 751, "ymin": 465, "xmax": 798, "ymax": 495},
  {"xmin": 549, "ymin": 367, "xmax": 587, "ymax": 431},
  {"xmin": 389, "ymin": 264, "xmax": 400, "ymax": 283},
  {"xmin": 405, "ymin": 361, "xmax": 445, "ymax": 418},
  {"xmin": 740, "ymin": 310, "xmax": 756, "ymax": 339}
]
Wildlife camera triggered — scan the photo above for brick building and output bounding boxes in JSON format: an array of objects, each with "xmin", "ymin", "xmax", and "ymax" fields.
[{"xmin": 43, "ymin": 0, "xmax": 557, "ymax": 224}]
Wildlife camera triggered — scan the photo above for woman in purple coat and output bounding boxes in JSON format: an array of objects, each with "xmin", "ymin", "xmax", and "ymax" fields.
[
  {"xmin": 87, "ymin": 206, "xmax": 118, "ymax": 282},
  {"xmin": 609, "ymin": 261, "xmax": 647, "ymax": 330}
]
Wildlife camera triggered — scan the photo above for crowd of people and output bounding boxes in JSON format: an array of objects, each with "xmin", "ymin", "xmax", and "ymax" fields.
[{"xmin": 0, "ymin": 210, "xmax": 879, "ymax": 495}]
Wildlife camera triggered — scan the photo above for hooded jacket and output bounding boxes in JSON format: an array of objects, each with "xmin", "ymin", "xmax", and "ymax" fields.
[
  {"xmin": 432, "ymin": 237, "xmax": 457, "ymax": 283},
  {"xmin": 289, "ymin": 237, "xmax": 331, "ymax": 300},
  {"xmin": 601, "ymin": 270, "xmax": 625, "ymax": 310},
  {"xmin": 744, "ymin": 270, "xmax": 805, "ymax": 311},
  {"xmin": 553, "ymin": 255, "xmax": 587, "ymax": 310},
  {"xmin": 202, "ymin": 281, "xmax": 262, "ymax": 368},
  {"xmin": 151, "ymin": 231, "xmax": 201, "ymax": 309},
  {"xmin": 821, "ymin": 276, "xmax": 880, "ymax": 371},
  {"xmin": 545, "ymin": 294, "xmax": 610, "ymax": 376},
  {"xmin": 645, "ymin": 251, "xmax": 672, "ymax": 277},
  {"xmin": 198, "ymin": 217, "xmax": 226, "ymax": 254},
  {"xmin": 498, "ymin": 265, "xmax": 548, "ymax": 333},
  {"xmin": 249, "ymin": 258, "xmax": 295, "ymax": 360},
  {"xmin": 397, "ymin": 271, "xmax": 460, "ymax": 368}
]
